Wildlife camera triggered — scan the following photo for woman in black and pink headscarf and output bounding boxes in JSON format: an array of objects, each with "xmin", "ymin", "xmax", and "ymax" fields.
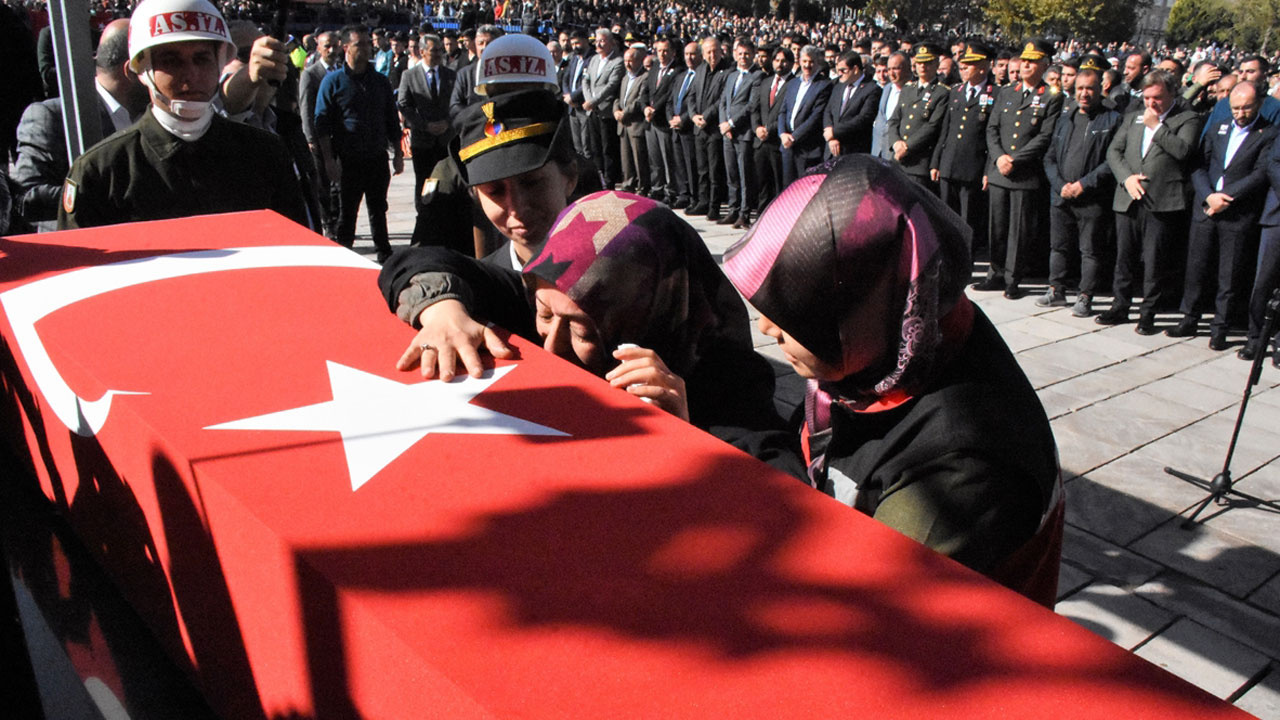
[
  {"xmin": 380, "ymin": 190, "xmax": 792, "ymax": 449},
  {"xmin": 723, "ymin": 155, "xmax": 1064, "ymax": 607}
]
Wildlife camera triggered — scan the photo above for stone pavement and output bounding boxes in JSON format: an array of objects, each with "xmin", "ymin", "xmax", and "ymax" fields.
[{"xmin": 360, "ymin": 171, "xmax": 1280, "ymax": 718}]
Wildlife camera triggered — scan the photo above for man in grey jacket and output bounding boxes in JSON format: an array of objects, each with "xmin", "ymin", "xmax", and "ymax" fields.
[{"xmin": 582, "ymin": 27, "xmax": 624, "ymax": 188}]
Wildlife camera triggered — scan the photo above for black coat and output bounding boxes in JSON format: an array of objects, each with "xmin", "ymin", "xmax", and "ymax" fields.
[{"xmin": 1043, "ymin": 105, "xmax": 1122, "ymax": 207}]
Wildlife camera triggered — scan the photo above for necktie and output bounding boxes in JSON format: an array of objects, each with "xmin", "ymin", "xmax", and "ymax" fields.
[
  {"xmin": 428, "ymin": 67, "xmax": 437, "ymax": 95},
  {"xmin": 676, "ymin": 69, "xmax": 694, "ymax": 113},
  {"xmin": 967, "ymin": 86, "xmax": 975, "ymax": 102},
  {"xmin": 770, "ymin": 76, "xmax": 779, "ymax": 104},
  {"xmin": 841, "ymin": 83, "xmax": 852, "ymax": 111}
]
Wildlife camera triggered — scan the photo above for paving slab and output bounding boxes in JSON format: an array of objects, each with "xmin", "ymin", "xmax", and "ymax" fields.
[
  {"xmin": 1001, "ymin": 314, "xmax": 1094, "ymax": 343},
  {"xmin": 1131, "ymin": 518, "xmax": 1280, "ymax": 599},
  {"xmin": 1018, "ymin": 342, "xmax": 1119, "ymax": 376},
  {"xmin": 1041, "ymin": 329, "xmax": 1154, "ymax": 363},
  {"xmin": 1235, "ymin": 664, "xmax": 1280, "ymax": 719},
  {"xmin": 1249, "ymin": 573, "xmax": 1280, "ymax": 622},
  {"xmin": 1051, "ymin": 424, "xmax": 1134, "ymax": 479},
  {"xmin": 1064, "ymin": 456, "xmax": 1199, "ymax": 546},
  {"xmin": 1035, "ymin": 369, "xmax": 1130, "ymax": 410},
  {"xmin": 1142, "ymin": 375, "xmax": 1244, "ymax": 415},
  {"xmin": 1057, "ymin": 562, "xmax": 1094, "ymax": 600},
  {"xmin": 1134, "ymin": 618, "xmax": 1271, "ymax": 700},
  {"xmin": 1060, "ymin": 521, "xmax": 1164, "ymax": 589},
  {"xmin": 1137, "ymin": 572, "xmax": 1280, "ymax": 661},
  {"xmin": 1056, "ymin": 581, "xmax": 1175, "ymax": 649}
]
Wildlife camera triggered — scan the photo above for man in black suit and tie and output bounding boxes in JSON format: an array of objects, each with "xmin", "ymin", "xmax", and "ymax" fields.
[
  {"xmin": 752, "ymin": 46, "xmax": 792, "ymax": 210},
  {"xmin": 1098, "ymin": 69, "xmax": 1203, "ymax": 333},
  {"xmin": 398, "ymin": 33, "xmax": 457, "ymax": 246},
  {"xmin": 11, "ymin": 18, "xmax": 147, "ymax": 232},
  {"xmin": 691, "ymin": 36, "xmax": 730, "ymax": 220},
  {"xmin": 1041, "ymin": 62, "xmax": 1122, "ymax": 317},
  {"xmin": 778, "ymin": 44, "xmax": 832, "ymax": 186},
  {"xmin": 823, "ymin": 50, "xmax": 880, "ymax": 158},
  {"xmin": 976, "ymin": 38, "xmax": 1064, "ymax": 300},
  {"xmin": 932, "ymin": 41, "xmax": 998, "ymax": 259},
  {"xmin": 1168, "ymin": 81, "xmax": 1276, "ymax": 348},
  {"xmin": 719, "ymin": 35, "xmax": 763, "ymax": 228},
  {"xmin": 643, "ymin": 36, "xmax": 683, "ymax": 205},
  {"xmin": 668, "ymin": 42, "xmax": 703, "ymax": 211}
]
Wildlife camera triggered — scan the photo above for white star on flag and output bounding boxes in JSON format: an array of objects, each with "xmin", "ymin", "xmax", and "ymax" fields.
[{"xmin": 206, "ymin": 362, "xmax": 569, "ymax": 491}]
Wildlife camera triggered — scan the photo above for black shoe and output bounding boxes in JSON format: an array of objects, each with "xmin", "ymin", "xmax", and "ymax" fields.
[
  {"xmin": 705, "ymin": 210, "xmax": 722, "ymax": 222},
  {"xmin": 1165, "ymin": 316, "xmax": 1198, "ymax": 338},
  {"xmin": 1208, "ymin": 329, "xmax": 1229, "ymax": 351},
  {"xmin": 671, "ymin": 198, "xmax": 690, "ymax": 209},
  {"xmin": 1135, "ymin": 314, "xmax": 1158, "ymax": 335},
  {"xmin": 971, "ymin": 278, "xmax": 1006, "ymax": 292},
  {"xmin": 1095, "ymin": 306, "xmax": 1130, "ymax": 325},
  {"xmin": 375, "ymin": 249, "xmax": 393, "ymax": 264},
  {"xmin": 732, "ymin": 217, "xmax": 750, "ymax": 230},
  {"xmin": 717, "ymin": 211, "xmax": 739, "ymax": 225},
  {"xmin": 1238, "ymin": 340, "xmax": 1261, "ymax": 361},
  {"xmin": 686, "ymin": 203, "xmax": 708, "ymax": 216},
  {"xmin": 1003, "ymin": 284, "xmax": 1025, "ymax": 300}
]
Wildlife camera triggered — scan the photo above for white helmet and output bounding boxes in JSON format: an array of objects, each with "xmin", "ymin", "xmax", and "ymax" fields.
[
  {"xmin": 127, "ymin": 0, "xmax": 235, "ymax": 73},
  {"xmin": 475, "ymin": 33, "xmax": 558, "ymax": 96}
]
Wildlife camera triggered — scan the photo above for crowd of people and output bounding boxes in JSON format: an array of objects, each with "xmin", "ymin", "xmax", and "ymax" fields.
[{"xmin": 5, "ymin": 0, "xmax": 1280, "ymax": 607}]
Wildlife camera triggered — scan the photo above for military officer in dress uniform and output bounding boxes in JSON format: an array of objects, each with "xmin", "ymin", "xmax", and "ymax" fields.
[
  {"xmin": 974, "ymin": 38, "xmax": 1064, "ymax": 299},
  {"xmin": 931, "ymin": 40, "xmax": 997, "ymax": 261},
  {"xmin": 887, "ymin": 42, "xmax": 948, "ymax": 193}
]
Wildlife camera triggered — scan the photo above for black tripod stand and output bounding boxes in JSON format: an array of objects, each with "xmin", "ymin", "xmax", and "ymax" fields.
[{"xmin": 1165, "ymin": 288, "xmax": 1280, "ymax": 528}]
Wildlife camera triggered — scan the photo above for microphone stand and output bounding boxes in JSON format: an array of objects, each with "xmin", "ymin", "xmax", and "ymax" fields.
[{"xmin": 1164, "ymin": 288, "xmax": 1280, "ymax": 527}]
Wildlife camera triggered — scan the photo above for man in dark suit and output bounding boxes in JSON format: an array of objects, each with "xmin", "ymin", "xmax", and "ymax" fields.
[
  {"xmin": 668, "ymin": 42, "xmax": 703, "ymax": 211},
  {"xmin": 643, "ymin": 36, "xmax": 683, "ymax": 205},
  {"xmin": 888, "ymin": 43, "xmax": 949, "ymax": 193},
  {"xmin": 449, "ymin": 24, "xmax": 503, "ymax": 125},
  {"xmin": 975, "ymin": 38, "xmax": 1064, "ymax": 299},
  {"xmin": 751, "ymin": 46, "xmax": 793, "ymax": 211},
  {"xmin": 561, "ymin": 30, "xmax": 591, "ymax": 157},
  {"xmin": 614, "ymin": 47, "xmax": 650, "ymax": 195},
  {"xmin": 1168, "ymin": 81, "xmax": 1276, "ymax": 348},
  {"xmin": 1098, "ymin": 69, "xmax": 1203, "ymax": 333},
  {"xmin": 1240, "ymin": 135, "xmax": 1280, "ymax": 363},
  {"xmin": 398, "ymin": 33, "xmax": 458, "ymax": 247},
  {"xmin": 931, "ymin": 41, "xmax": 997, "ymax": 260},
  {"xmin": 823, "ymin": 50, "xmax": 880, "ymax": 158},
  {"xmin": 1041, "ymin": 63, "xmax": 1122, "ymax": 317},
  {"xmin": 778, "ymin": 44, "xmax": 832, "ymax": 186},
  {"xmin": 11, "ymin": 18, "xmax": 146, "ymax": 232},
  {"xmin": 719, "ymin": 35, "xmax": 764, "ymax": 228},
  {"xmin": 691, "ymin": 36, "xmax": 731, "ymax": 219}
]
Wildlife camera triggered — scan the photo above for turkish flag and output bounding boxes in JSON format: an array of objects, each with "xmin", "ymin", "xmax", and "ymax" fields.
[{"xmin": 0, "ymin": 212, "xmax": 1246, "ymax": 718}]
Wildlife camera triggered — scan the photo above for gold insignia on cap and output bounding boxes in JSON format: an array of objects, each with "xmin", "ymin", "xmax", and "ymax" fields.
[
  {"xmin": 459, "ymin": 121, "xmax": 559, "ymax": 162},
  {"xmin": 1021, "ymin": 42, "xmax": 1046, "ymax": 61}
]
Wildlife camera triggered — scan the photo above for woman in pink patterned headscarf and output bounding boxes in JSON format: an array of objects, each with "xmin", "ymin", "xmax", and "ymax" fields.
[{"xmin": 723, "ymin": 155, "xmax": 1064, "ymax": 607}]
